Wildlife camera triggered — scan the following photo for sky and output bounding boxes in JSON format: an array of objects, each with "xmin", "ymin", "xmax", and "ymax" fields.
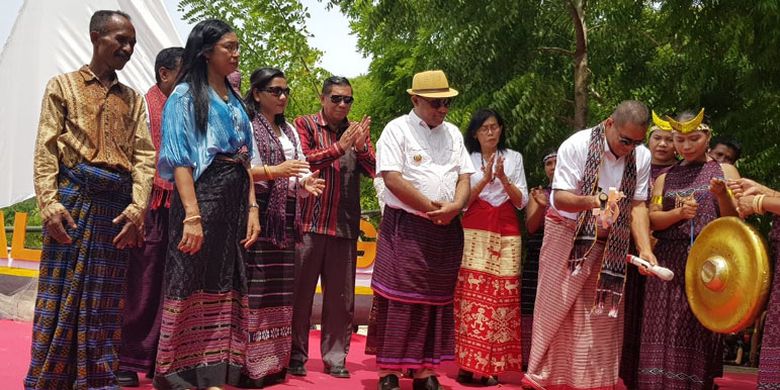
[{"xmin": 0, "ymin": 0, "xmax": 370, "ymax": 78}]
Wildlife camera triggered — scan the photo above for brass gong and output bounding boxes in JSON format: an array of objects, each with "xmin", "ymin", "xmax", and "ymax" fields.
[{"xmin": 686, "ymin": 217, "xmax": 771, "ymax": 334}]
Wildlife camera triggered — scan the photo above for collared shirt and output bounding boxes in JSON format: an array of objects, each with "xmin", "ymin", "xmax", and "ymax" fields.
[
  {"xmin": 294, "ymin": 111, "xmax": 376, "ymax": 239},
  {"xmin": 551, "ymin": 126, "xmax": 651, "ymax": 220},
  {"xmin": 469, "ymin": 149, "xmax": 529, "ymax": 209},
  {"xmin": 376, "ymin": 109, "xmax": 476, "ymax": 218},
  {"xmin": 33, "ymin": 65, "xmax": 155, "ymax": 226},
  {"xmin": 157, "ymin": 83, "xmax": 253, "ymax": 182}
]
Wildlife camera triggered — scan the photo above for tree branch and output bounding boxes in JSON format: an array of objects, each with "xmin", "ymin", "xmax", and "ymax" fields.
[
  {"xmin": 267, "ymin": 0, "xmax": 321, "ymax": 96},
  {"xmin": 538, "ymin": 46, "xmax": 575, "ymax": 57},
  {"xmin": 568, "ymin": 0, "xmax": 587, "ymax": 58},
  {"xmin": 641, "ymin": 30, "xmax": 662, "ymax": 48},
  {"xmin": 589, "ymin": 86, "xmax": 605, "ymax": 104}
]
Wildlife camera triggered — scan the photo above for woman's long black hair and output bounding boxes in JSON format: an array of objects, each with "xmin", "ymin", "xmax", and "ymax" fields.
[
  {"xmin": 176, "ymin": 19, "xmax": 239, "ymax": 133},
  {"xmin": 464, "ymin": 108, "xmax": 507, "ymax": 154},
  {"xmin": 243, "ymin": 67, "xmax": 287, "ymax": 126}
]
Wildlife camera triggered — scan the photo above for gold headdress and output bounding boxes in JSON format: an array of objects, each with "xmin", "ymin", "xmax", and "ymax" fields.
[
  {"xmin": 667, "ymin": 108, "xmax": 709, "ymax": 134},
  {"xmin": 651, "ymin": 110, "xmax": 673, "ymax": 132}
]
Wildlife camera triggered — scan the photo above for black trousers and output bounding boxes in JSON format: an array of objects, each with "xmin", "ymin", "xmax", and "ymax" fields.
[{"xmin": 290, "ymin": 233, "xmax": 357, "ymax": 368}]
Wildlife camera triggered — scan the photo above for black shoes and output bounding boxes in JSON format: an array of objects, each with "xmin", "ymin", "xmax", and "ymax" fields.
[
  {"xmin": 288, "ymin": 360, "xmax": 307, "ymax": 377},
  {"xmin": 324, "ymin": 365, "xmax": 351, "ymax": 378},
  {"xmin": 378, "ymin": 374, "xmax": 400, "ymax": 390},
  {"xmin": 456, "ymin": 369, "xmax": 474, "ymax": 384},
  {"xmin": 412, "ymin": 375, "xmax": 443, "ymax": 390},
  {"xmin": 456, "ymin": 369, "xmax": 498, "ymax": 386},
  {"xmin": 480, "ymin": 375, "xmax": 499, "ymax": 386},
  {"xmin": 116, "ymin": 370, "xmax": 139, "ymax": 387},
  {"xmin": 288, "ymin": 360, "xmax": 349, "ymax": 378}
]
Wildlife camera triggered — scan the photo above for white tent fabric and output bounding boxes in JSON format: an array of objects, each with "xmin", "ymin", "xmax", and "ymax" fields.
[{"xmin": 0, "ymin": 0, "xmax": 183, "ymax": 207}]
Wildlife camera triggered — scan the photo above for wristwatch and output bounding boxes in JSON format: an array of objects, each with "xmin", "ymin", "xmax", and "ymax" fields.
[{"xmin": 598, "ymin": 192, "xmax": 608, "ymax": 210}]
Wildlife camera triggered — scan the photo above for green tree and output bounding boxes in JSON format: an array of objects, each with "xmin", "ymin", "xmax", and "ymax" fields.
[
  {"xmin": 331, "ymin": 0, "xmax": 780, "ymax": 189},
  {"xmin": 178, "ymin": 0, "xmax": 327, "ymax": 116}
]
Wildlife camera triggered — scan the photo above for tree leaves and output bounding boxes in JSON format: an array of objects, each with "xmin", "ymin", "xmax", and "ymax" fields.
[
  {"xmin": 333, "ymin": 0, "xmax": 780, "ymax": 188},
  {"xmin": 177, "ymin": 0, "xmax": 779, "ymax": 192},
  {"xmin": 178, "ymin": 0, "xmax": 326, "ymax": 117}
]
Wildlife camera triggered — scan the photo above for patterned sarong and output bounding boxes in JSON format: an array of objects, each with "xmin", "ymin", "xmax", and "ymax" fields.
[
  {"xmin": 237, "ymin": 197, "xmax": 297, "ymax": 387},
  {"xmin": 454, "ymin": 200, "xmax": 522, "ymax": 376},
  {"xmin": 370, "ymin": 206, "xmax": 463, "ymax": 305},
  {"xmin": 366, "ymin": 206, "xmax": 464, "ymax": 369},
  {"xmin": 25, "ymin": 163, "xmax": 133, "ymax": 390},
  {"xmin": 523, "ymin": 210, "xmax": 624, "ymax": 390},
  {"xmin": 759, "ymin": 215, "xmax": 780, "ymax": 389},
  {"xmin": 154, "ymin": 158, "xmax": 255, "ymax": 389}
]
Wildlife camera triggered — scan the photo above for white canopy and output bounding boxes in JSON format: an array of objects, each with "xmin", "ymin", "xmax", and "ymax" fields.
[{"xmin": 0, "ymin": 0, "xmax": 183, "ymax": 207}]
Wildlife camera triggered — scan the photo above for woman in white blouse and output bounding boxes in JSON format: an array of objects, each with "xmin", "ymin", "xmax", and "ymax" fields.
[
  {"xmin": 240, "ymin": 67, "xmax": 324, "ymax": 387},
  {"xmin": 453, "ymin": 109, "xmax": 528, "ymax": 386}
]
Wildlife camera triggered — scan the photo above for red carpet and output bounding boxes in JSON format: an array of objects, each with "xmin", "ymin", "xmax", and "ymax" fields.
[{"xmin": 0, "ymin": 320, "xmax": 756, "ymax": 389}]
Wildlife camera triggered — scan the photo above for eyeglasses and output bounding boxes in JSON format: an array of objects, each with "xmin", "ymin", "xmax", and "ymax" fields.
[
  {"xmin": 421, "ymin": 97, "xmax": 453, "ymax": 109},
  {"xmin": 261, "ymin": 87, "xmax": 291, "ymax": 97},
  {"xmin": 329, "ymin": 95, "xmax": 354, "ymax": 104},
  {"xmin": 219, "ymin": 42, "xmax": 239, "ymax": 54},
  {"xmin": 478, "ymin": 124, "xmax": 500, "ymax": 134},
  {"xmin": 618, "ymin": 135, "xmax": 644, "ymax": 147}
]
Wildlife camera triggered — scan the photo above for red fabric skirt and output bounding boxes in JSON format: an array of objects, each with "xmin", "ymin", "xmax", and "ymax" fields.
[{"xmin": 454, "ymin": 200, "xmax": 523, "ymax": 376}]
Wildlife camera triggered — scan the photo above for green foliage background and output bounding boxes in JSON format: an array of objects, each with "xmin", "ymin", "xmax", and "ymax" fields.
[
  {"xmin": 330, "ymin": 0, "xmax": 780, "ymax": 189},
  {"xmin": 6, "ymin": 0, "xmax": 780, "ymax": 246}
]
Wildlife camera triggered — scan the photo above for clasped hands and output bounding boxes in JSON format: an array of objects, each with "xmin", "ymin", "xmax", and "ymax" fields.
[
  {"xmin": 43, "ymin": 204, "xmax": 143, "ymax": 249},
  {"xmin": 426, "ymin": 199, "xmax": 462, "ymax": 226}
]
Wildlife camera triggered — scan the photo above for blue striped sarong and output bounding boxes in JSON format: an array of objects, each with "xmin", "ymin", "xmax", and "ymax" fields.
[{"xmin": 25, "ymin": 163, "xmax": 132, "ymax": 390}]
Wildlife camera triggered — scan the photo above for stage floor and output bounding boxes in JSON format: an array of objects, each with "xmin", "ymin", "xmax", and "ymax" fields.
[{"xmin": 0, "ymin": 320, "xmax": 757, "ymax": 389}]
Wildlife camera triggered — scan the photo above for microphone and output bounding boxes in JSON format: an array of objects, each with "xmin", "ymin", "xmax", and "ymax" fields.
[{"xmin": 626, "ymin": 254, "xmax": 674, "ymax": 281}]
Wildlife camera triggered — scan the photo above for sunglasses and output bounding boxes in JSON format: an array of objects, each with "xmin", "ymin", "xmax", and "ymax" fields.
[
  {"xmin": 421, "ymin": 97, "xmax": 453, "ymax": 109},
  {"xmin": 329, "ymin": 95, "xmax": 354, "ymax": 104},
  {"xmin": 618, "ymin": 135, "xmax": 644, "ymax": 147},
  {"xmin": 261, "ymin": 87, "xmax": 291, "ymax": 97}
]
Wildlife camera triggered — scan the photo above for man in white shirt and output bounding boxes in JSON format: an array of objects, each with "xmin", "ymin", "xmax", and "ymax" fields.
[
  {"xmin": 369, "ymin": 70, "xmax": 475, "ymax": 390},
  {"xmin": 522, "ymin": 100, "xmax": 657, "ymax": 390}
]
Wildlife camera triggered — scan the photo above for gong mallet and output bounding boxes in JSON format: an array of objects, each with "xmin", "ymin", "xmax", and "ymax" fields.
[{"xmin": 626, "ymin": 254, "xmax": 674, "ymax": 281}]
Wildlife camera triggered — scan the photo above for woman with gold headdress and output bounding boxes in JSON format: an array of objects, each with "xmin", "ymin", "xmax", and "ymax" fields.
[
  {"xmin": 647, "ymin": 112, "xmax": 678, "ymax": 184},
  {"xmin": 619, "ymin": 112, "xmax": 679, "ymax": 389},
  {"xmin": 636, "ymin": 109, "xmax": 740, "ymax": 389}
]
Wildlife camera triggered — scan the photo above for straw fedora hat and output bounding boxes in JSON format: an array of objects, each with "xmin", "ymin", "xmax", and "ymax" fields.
[{"xmin": 406, "ymin": 70, "xmax": 459, "ymax": 98}]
